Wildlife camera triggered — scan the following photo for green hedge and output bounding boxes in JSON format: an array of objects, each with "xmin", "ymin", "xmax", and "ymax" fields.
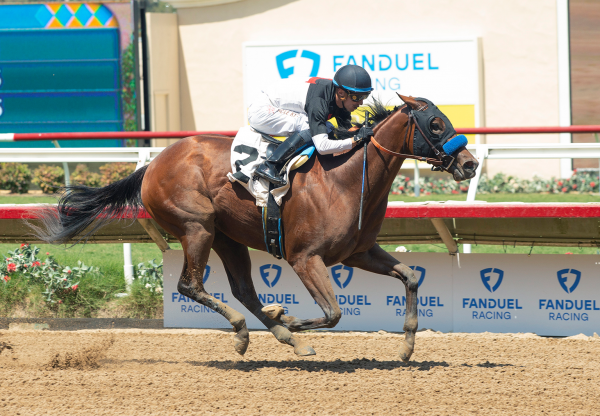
[
  {"xmin": 391, "ymin": 170, "xmax": 600, "ymax": 196},
  {"xmin": 1, "ymin": 244, "xmax": 163, "ymax": 318},
  {"xmin": 0, "ymin": 162, "xmax": 136, "ymax": 194}
]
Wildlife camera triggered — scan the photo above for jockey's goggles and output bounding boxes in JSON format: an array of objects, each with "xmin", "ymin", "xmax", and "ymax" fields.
[{"xmin": 346, "ymin": 91, "xmax": 370, "ymax": 102}]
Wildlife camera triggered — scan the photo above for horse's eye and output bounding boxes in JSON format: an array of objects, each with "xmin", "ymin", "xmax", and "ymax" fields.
[{"xmin": 430, "ymin": 118, "xmax": 445, "ymax": 134}]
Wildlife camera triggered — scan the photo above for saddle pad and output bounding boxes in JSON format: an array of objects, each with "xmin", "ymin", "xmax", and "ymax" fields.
[{"xmin": 227, "ymin": 126, "xmax": 315, "ymax": 207}]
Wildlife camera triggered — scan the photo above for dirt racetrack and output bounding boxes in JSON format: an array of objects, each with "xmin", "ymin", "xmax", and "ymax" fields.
[{"xmin": 1, "ymin": 328, "xmax": 599, "ymax": 415}]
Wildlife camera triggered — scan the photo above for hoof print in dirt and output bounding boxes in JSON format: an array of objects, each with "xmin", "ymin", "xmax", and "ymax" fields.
[{"xmin": 0, "ymin": 341, "xmax": 13, "ymax": 354}]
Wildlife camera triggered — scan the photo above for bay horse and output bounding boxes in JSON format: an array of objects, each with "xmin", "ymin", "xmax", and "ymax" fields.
[{"xmin": 31, "ymin": 94, "xmax": 478, "ymax": 361}]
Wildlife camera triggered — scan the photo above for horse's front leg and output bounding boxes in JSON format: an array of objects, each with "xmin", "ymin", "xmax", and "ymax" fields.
[
  {"xmin": 342, "ymin": 244, "xmax": 418, "ymax": 362},
  {"xmin": 262, "ymin": 255, "xmax": 342, "ymax": 332}
]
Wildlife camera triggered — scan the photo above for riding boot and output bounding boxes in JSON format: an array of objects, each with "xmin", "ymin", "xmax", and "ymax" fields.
[{"xmin": 254, "ymin": 130, "xmax": 309, "ymax": 187}]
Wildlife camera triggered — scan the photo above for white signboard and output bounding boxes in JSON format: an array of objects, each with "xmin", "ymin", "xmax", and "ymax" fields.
[
  {"xmin": 163, "ymin": 251, "xmax": 453, "ymax": 332},
  {"xmin": 164, "ymin": 251, "xmax": 600, "ymax": 336},
  {"xmin": 453, "ymin": 254, "xmax": 600, "ymax": 336},
  {"xmin": 243, "ymin": 38, "xmax": 481, "ymax": 110}
]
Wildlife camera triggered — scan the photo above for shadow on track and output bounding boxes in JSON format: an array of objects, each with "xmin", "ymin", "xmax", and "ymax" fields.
[{"xmin": 186, "ymin": 358, "xmax": 451, "ymax": 373}]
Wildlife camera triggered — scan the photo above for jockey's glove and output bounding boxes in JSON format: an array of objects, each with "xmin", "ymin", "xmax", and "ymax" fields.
[{"xmin": 353, "ymin": 125, "xmax": 374, "ymax": 144}]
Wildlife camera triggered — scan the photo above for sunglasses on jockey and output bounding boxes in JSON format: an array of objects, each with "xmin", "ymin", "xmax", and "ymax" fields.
[
  {"xmin": 333, "ymin": 79, "xmax": 372, "ymax": 102},
  {"xmin": 345, "ymin": 90, "xmax": 370, "ymax": 102}
]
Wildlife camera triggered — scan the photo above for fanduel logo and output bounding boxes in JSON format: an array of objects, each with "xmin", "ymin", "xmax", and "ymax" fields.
[
  {"xmin": 203, "ymin": 265, "xmax": 211, "ymax": 285},
  {"xmin": 557, "ymin": 269, "xmax": 581, "ymax": 293},
  {"xmin": 480, "ymin": 268, "xmax": 504, "ymax": 293},
  {"xmin": 260, "ymin": 264, "xmax": 282, "ymax": 288},
  {"xmin": 276, "ymin": 49, "xmax": 320, "ymax": 79},
  {"xmin": 409, "ymin": 266, "xmax": 426, "ymax": 288},
  {"xmin": 331, "ymin": 265, "xmax": 353, "ymax": 289}
]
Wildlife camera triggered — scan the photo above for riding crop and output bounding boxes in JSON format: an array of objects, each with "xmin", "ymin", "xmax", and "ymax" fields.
[{"xmin": 358, "ymin": 112, "xmax": 370, "ymax": 230}]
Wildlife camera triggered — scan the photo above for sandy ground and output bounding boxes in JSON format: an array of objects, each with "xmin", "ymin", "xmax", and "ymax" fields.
[{"xmin": 1, "ymin": 328, "xmax": 599, "ymax": 415}]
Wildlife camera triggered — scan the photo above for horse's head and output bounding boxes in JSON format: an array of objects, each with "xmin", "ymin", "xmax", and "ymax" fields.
[{"xmin": 399, "ymin": 94, "xmax": 479, "ymax": 181}]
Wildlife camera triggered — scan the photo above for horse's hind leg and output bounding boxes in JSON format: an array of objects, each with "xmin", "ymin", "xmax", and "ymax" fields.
[
  {"xmin": 212, "ymin": 231, "xmax": 316, "ymax": 356},
  {"xmin": 177, "ymin": 225, "xmax": 250, "ymax": 355},
  {"xmin": 342, "ymin": 244, "xmax": 418, "ymax": 362}
]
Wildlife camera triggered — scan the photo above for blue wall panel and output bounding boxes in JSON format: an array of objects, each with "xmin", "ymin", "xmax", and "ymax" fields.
[{"xmin": 0, "ymin": 4, "xmax": 125, "ymax": 148}]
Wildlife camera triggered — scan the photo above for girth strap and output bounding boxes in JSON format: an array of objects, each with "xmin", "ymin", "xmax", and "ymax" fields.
[{"xmin": 262, "ymin": 184, "xmax": 286, "ymax": 260}]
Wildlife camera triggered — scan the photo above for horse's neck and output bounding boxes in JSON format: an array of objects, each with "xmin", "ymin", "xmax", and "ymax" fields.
[{"xmin": 361, "ymin": 109, "xmax": 411, "ymax": 205}]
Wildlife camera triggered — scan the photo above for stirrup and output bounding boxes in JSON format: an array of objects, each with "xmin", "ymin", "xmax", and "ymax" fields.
[{"xmin": 255, "ymin": 164, "xmax": 287, "ymax": 187}]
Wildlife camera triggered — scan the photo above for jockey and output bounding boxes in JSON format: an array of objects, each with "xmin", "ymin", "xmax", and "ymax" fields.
[{"xmin": 248, "ymin": 64, "xmax": 374, "ymax": 187}]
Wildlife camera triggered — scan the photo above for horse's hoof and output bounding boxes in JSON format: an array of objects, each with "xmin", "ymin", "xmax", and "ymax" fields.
[
  {"xmin": 294, "ymin": 344, "xmax": 316, "ymax": 356},
  {"xmin": 233, "ymin": 325, "xmax": 250, "ymax": 356},
  {"xmin": 262, "ymin": 304, "xmax": 285, "ymax": 321},
  {"xmin": 398, "ymin": 340, "xmax": 413, "ymax": 362}
]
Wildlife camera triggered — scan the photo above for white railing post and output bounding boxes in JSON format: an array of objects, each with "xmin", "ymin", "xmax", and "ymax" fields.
[
  {"xmin": 414, "ymin": 160, "xmax": 420, "ymax": 197},
  {"xmin": 51, "ymin": 140, "xmax": 70, "ymax": 186},
  {"xmin": 123, "ymin": 243, "xmax": 134, "ymax": 290},
  {"xmin": 464, "ymin": 145, "xmax": 487, "ymax": 253},
  {"xmin": 122, "ymin": 152, "xmax": 152, "ymax": 291}
]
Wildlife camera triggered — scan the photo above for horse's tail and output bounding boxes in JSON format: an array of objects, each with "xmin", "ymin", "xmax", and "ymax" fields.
[{"xmin": 29, "ymin": 165, "xmax": 148, "ymax": 245}]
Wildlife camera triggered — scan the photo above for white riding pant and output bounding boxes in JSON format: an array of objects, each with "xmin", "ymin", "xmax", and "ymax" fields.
[
  {"xmin": 247, "ymin": 92, "xmax": 353, "ymax": 155},
  {"xmin": 247, "ymin": 92, "xmax": 309, "ymax": 136}
]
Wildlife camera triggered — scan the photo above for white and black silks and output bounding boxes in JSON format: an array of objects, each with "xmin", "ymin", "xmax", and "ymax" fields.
[{"xmin": 411, "ymin": 97, "xmax": 458, "ymax": 159}]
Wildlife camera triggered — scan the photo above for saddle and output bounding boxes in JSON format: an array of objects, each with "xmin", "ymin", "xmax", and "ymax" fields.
[{"xmin": 228, "ymin": 127, "xmax": 316, "ymax": 259}]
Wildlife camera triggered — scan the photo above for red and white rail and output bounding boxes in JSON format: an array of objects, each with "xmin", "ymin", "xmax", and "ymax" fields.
[
  {"xmin": 2, "ymin": 202, "xmax": 599, "ymax": 253},
  {"xmin": 0, "ymin": 125, "xmax": 599, "ymax": 142}
]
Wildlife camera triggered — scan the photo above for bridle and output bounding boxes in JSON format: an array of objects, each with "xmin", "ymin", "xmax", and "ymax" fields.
[{"xmin": 370, "ymin": 110, "xmax": 457, "ymax": 173}]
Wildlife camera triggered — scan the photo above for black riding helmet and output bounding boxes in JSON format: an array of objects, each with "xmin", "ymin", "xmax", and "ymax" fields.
[{"xmin": 333, "ymin": 65, "xmax": 373, "ymax": 94}]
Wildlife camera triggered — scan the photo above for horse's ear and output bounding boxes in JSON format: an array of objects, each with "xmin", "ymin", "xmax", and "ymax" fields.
[{"xmin": 397, "ymin": 93, "xmax": 421, "ymax": 110}]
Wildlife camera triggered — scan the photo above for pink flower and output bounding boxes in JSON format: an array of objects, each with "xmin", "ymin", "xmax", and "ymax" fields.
[
  {"xmin": 42, "ymin": 263, "xmax": 45, "ymax": 266},
  {"xmin": 72, "ymin": 285, "xmax": 78, "ymax": 291},
  {"xmin": 3, "ymin": 276, "xmax": 9, "ymax": 282},
  {"xmin": 7, "ymin": 263, "xmax": 16, "ymax": 273},
  {"xmin": 6, "ymin": 258, "xmax": 12, "ymax": 261},
  {"xmin": 63, "ymin": 278, "xmax": 67, "ymax": 281},
  {"xmin": 572, "ymin": 184, "xmax": 577, "ymax": 190},
  {"xmin": 591, "ymin": 182, "xmax": 596, "ymax": 188},
  {"xmin": 562, "ymin": 187, "xmax": 568, "ymax": 193},
  {"xmin": 67, "ymin": 270, "xmax": 72, "ymax": 274},
  {"xmin": 23, "ymin": 264, "xmax": 28, "ymax": 268},
  {"xmin": 58, "ymin": 300, "xmax": 63, "ymax": 304},
  {"xmin": 32, "ymin": 261, "xmax": 41, "ymax": 267},
  {"xmin": 46, "ymin": 252, "xmax": 50, "ymax": 256},
  {"xmin": 565, "ymin": 252, "xmax": 573, "ymax": 255},
  {"xmin": 20, "ymin": 243, "xmax": 27, "ymax": 248}
]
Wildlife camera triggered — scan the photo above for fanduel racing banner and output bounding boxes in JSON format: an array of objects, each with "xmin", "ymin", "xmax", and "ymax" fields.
[
  {"xmin": 243, "ymin": 39, "xmax": 482, "ymax": 142},
  {"xmin": 163, "ymin": 251, "xmax": 600, "ymax": 336}
]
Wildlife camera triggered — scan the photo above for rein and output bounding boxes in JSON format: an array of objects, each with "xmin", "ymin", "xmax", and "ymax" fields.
[{"xmin": 370, "ymin": 112, "xmax": 450, "ymax": 169}]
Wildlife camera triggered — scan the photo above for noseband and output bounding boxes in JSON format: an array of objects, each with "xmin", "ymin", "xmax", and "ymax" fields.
[{"xmin": 370, "ymin": 109, "xmax": 457, "ymax": 173}]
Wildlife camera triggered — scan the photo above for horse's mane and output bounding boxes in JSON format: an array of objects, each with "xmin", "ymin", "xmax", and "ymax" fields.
[{"xmin": 333, "ymin": 97, "xmax": 402, "ymax": 140}]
